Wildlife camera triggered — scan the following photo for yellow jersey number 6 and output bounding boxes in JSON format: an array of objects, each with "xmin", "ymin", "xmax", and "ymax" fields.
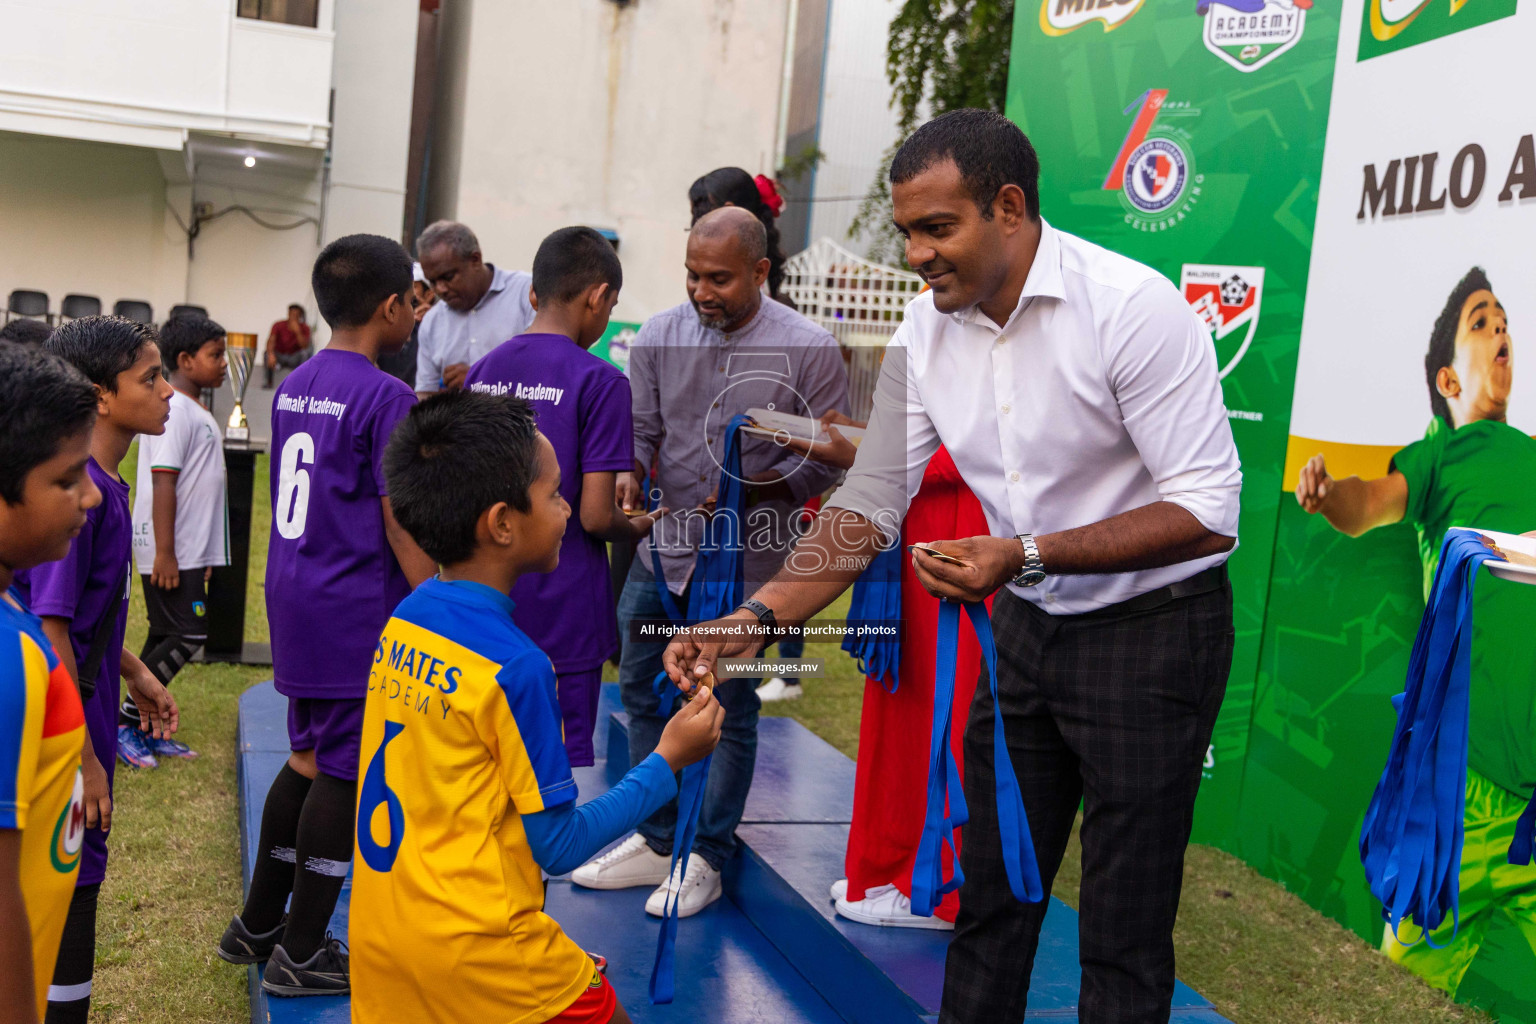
[{"xmin": 357, "ymin": 720, "xmax": 405, "ymax": 872}]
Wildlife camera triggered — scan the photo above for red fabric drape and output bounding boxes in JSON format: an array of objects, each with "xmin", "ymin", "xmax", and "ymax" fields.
[{"xmin": 844, "ymin": 446, "xmax": 990, "ymax": 921}]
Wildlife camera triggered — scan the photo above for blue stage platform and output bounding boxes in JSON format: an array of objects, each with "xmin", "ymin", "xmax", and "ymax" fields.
[{"xmin": 238, "ymin": 681, "xmax": 1233, "ymax": 1023}]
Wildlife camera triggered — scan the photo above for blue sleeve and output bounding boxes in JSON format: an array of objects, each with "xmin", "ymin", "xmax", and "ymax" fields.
[{"xmin": 521, "ymin": 752, "xmax": 678, "ymax": 875}]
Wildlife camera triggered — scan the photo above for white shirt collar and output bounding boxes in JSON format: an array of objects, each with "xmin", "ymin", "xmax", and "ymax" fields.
[{"xmin": 948, "ymin": 217, "xmax": 1067, "ymax": 331}]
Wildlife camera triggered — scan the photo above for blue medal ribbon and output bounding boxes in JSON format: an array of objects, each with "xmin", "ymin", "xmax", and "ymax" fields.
[
  {"xmin": 842, "ymin": 541, "xmax": 903, "ymax": 693},
  {"xmin": 648, "ymin": 414, "xmax": 753, "ymax": 1004},
  {"xmin": 911, "ymin": 598, "xmax": 1043, "ymax": 916},
  {"xmin": 1360, "ymin": 529, "xmax": 1519, "ymax": 943}
]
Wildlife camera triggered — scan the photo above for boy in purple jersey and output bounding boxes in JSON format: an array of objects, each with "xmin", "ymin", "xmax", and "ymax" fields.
[
  {"xmin": 466, "ymin": 227, "xmax": 664, "ymax": 766},
  {"xmin": 13, "ymin": 316, "xmax": 180, "ymax": 1024},
  {"xmin": 219, "ymin": 235, "xmax": 435, "ymax": 997}
]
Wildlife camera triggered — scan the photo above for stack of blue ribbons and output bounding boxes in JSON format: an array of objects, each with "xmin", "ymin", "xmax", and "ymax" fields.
[{"xmin": 1361, "ymin": 528, "xmax": 1536, "ymax": 946}]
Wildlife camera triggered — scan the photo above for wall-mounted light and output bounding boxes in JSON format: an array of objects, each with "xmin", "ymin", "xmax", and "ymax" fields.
[{"xmin": 244, "ymin": 156, "xmax": 256, "ymax": 168}]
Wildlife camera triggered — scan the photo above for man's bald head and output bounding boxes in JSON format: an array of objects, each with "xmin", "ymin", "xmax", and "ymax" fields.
[
  {"xmin": 685, "ymin": 206, "xmax": 771, "ymax": 332},
  {"xmin": 689, "ymin": 206, "xmax": 768, "ymax": 265}
]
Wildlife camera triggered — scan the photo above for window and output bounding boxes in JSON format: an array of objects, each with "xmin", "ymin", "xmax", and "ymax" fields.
[{"xmin": 237, "ymin": 0, "xmax": 318, "ymax": 28}]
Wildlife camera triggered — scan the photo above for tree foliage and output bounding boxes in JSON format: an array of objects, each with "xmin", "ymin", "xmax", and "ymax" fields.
[{"xmin": 850, "ymin": 0, "xmax": 1015, "ymax": 264}]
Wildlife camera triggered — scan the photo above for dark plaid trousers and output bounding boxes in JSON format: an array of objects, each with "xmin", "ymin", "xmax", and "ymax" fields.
[{"xmin": 940, "ymin": 578, "xmax": 1234, "ymax": 1024}]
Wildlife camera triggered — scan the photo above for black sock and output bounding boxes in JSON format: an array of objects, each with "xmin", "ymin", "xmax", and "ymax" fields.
[
  {"xmin": 240, "ymin": 764, "xmax": 313, "ymax": 934},
  {"xmin": 45, "ymin": 883, "xmax": 99, "ymax": 1024},
  {"xmin": 280, "ymin": 771, "xmax": 356, "ymax": 963},
  {"xmin": 121, "ymin": 635, "xmax": 202, "ymax": 728}
]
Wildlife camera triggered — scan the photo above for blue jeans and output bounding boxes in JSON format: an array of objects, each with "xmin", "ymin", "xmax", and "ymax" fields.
[{"xmin": 617, "ymin": 559, "xmax": 760, "ymax": 869}]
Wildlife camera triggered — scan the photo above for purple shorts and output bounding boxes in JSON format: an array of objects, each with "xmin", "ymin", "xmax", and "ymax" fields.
[
  {"xmin": 286, "ymin": 697, "xmax": 365, "ymax": 781},
  {"xmin": 555, "ymin": 667, "xmax": 604, "ymax": 768}
]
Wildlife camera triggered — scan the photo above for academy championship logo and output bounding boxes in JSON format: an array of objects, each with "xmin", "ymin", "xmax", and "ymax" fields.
[
  {"xmin": 1181, "ymin": 264, "xmax": 1265, "ymax": 379},
  {"xmin": 1104, "ymin": 90, "xmax": 1204, "ymax": 231},
  {"xmin": 51, "ymin": 769, "xmax": 85, "ymax": 873},
  {"xmin": 1040, "ymin": 0, "xmax": 1145, "ymax": 35},
  {"xmin": 1198, "ymin": 0, "xmax": 1310, "ymax": 72}
]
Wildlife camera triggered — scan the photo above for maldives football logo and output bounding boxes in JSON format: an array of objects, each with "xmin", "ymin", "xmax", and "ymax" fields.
[
  {"xmin": 1040, "ymin": 0, "xmax": 1145, "ymax": 35},
  {"xmin": 1104, "ymin": 90, "xmax": 1204, "ymax": 232},
  {"xmin": 51, "ymin": 768, "xmax": 85, "ymax": 873},
  {"xmin": 1181, "ymin": 264, "xmax": 1266, "ymax": 379},
  {"xmin": 1198, "ymin": 0, "xmax": 1311, "ymax": 72}
]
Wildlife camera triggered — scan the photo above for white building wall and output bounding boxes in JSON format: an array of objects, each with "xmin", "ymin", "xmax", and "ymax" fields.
[
  {"xmin": 805, "ymin": 0, "xmax": 903, "ymax": 251},
  {"xmin": 325, "ymin": 0, "xmax": 420, "ymax": 244},
  {"xmin": 0, "ymin": 132, "xmax": 187, "ymax": 319},
  {"xmin": 0, "ymin": 0, "xmax": 416, "ymax": 383},
  {"xmin": 0, "ymin": 0, "xmax": 334, "ymax": 149},
  {"xmin": 434, "ymin": 0, "xmax": 791, "ymax": 325}
]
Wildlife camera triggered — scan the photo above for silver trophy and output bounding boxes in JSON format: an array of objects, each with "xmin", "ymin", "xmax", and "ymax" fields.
[{"xmin": 225, "ymin": 333, "xmax": 257, "ymax": 442}]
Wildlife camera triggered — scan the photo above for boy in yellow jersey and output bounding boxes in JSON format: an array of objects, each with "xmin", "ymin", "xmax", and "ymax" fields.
[
  {"xmin": 352, "ymin": 389, "xmax": 723, "ymax": 1024},
  {"xmin": 0, "ymin": 344, "xmax": 103, "ymax": 1023}
]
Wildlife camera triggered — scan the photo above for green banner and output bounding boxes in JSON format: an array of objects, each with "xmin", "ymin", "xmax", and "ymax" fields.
[
  {"xmin": 1356, "ymin": 0, "xmax": 1519, "ymax": 60},
  {"xmin": 591, "ymin": 320, "xmax": 641, "ymax": 372},
  {"xmin": 1007, "ymin": 0, "xmax": 1341, "ymax": 852}
]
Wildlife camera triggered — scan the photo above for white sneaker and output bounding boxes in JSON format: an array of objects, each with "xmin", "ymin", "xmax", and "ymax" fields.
[
  {"xmin": 571, "ymin": 833, "xmax": 673, "ymax": 890},
  {"xmin": 755, "ymin": 677, "xmax": 803, "ymax": 702},
  {"xmin": 830, "ymin": 878, "xmax": 848, "ymax": 902},
  {"xmin": 644, "ymin": 854, "xmax": 722, "ymax": 918},
  {"xmin": 834, "ymin": 884, "xmax": 954, "ymax": 930}
]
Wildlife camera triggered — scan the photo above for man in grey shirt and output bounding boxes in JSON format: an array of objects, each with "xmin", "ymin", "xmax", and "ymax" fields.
[
  {"xmin": 414, "ymin": 220, "xmax": 535, "ymax": 396},
  {"xmin": 570, "ymin": 207, "xmax": 850, "ymax": 915}
]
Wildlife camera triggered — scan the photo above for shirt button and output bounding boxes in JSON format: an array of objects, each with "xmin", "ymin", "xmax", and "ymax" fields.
[
  {"xmin": 1000, "ymin": 404, "xmax": 1011, "ymax": 415},
  {"xmin": 1044, "ymin": 593, "xmax": 1057, "ymax": 605},
  {"xmin": 699, "ymin": 474, "xmax": 707, "ymax": 482},
  {"xmin": 1009, "ymin": 471, "xmax": 1020, "ymax": 483}
]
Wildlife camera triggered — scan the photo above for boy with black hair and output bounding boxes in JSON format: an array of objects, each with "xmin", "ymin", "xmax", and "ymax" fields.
[
  {"xmin": 123, "ymin": 315, "xmax": 230, "ymax": 767},
  {"xmin": 0, "ymin": 345, "xmax": 98, "ymax": 1024},
  {"xmin": 350, "ymin": 389, "xmax": 721, "ymax": 1024},
  {"xmin": 220, "ymin": 234, "xmax": 436, "ymax": 997},
  {"xmin": 13, "ymin": 316, "xmax": 180, "ymax": 1024},
  {"xmin": 0, "ymin": 319, "xmax": 53, "ymax": 347},
  {"xmin": 465, "ymin": 225, "xmax": 663, "ymax": 767}
]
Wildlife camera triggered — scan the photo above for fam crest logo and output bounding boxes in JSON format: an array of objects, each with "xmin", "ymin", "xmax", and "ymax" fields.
[
  {"xmin": 1040, "ymin": 0, "xmax": 1145, "ymax": 35},
  {"xmin": 1198, "ymin": 0, "xmax": 1311, "ymax": 72},
  {"xmin": 1103, "ymin": 90, "xmax": 1204, "ymax": 232},
  {"xmin": 51, "ymin": 768, "xmax": 85, "ymax": 873},
  {"xmin": 1182, "ymin": 264, "xmax": 1266, "ymax": 379}
]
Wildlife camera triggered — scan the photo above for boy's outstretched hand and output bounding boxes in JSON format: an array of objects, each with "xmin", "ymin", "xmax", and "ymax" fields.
[
  {"xmin": 654, "ymin": 684, "xmax": 724, "ymax": 772},
  {"xmin": 121, "ymin": 650, "xmax": 179, "ymax": 740}
]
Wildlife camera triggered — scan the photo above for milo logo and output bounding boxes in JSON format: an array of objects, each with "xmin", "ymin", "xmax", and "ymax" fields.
[{"xmin": 50, "ymin": 768, "xmax": 85, "ymax": 873}]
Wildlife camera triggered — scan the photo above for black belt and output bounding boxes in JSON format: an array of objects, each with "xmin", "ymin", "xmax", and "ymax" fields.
[{"xmin": 1076, "ymin": 562, "xmax": 1229, "ymax": 619}]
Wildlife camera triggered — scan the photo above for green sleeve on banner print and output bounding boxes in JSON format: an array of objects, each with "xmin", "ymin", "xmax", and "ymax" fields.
[{"xmin": 1238, "ymin": 500, "xmax": 1423, "ymax": 942}]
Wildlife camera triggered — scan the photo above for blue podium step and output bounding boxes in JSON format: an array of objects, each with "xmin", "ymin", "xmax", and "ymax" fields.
[{"xmin": 237, "ymin": 681, "xmax": 1232, "ymax": 1023}]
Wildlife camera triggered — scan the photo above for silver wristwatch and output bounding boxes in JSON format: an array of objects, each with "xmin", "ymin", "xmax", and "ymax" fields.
[{"xmin": 1011, "ymin": 533, "xmax": 1046, "ymax": 587}]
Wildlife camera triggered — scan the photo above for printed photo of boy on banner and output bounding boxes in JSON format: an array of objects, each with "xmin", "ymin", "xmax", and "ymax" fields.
[{"xmin": 1295, "ymin": 266, "xmax": 1536, "ymax": 999}]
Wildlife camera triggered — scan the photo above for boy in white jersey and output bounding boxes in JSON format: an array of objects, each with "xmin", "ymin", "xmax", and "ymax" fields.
[{"xmin": 123, "ymin": 316, "xmax": 229, "ymax": 767}]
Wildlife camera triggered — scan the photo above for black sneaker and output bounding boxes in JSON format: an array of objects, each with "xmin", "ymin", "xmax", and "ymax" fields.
[
  {"xmin": 261, "ymin": 935, "xmax": 349, "ymax": 997},
  {"xmin": 216, "ymin": 915, "xmax": 286, "ymax": 965}
]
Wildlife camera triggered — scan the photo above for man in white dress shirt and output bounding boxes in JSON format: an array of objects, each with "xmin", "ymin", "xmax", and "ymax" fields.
[{"xmin": 662, "ymin": 109, "xmax": 1241, "ymax": 1024}]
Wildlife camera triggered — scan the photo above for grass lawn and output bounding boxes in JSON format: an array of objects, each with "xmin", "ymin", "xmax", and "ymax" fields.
[{"xmin": 89, "ymin": 447, "xmax": 1489, "ymax": 1023}]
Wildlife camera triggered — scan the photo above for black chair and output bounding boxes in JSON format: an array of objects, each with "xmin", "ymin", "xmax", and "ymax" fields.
[
  {"xmin": 168, "ymin": 304, "xmax": 208, "ymax": 320},
  {"xmin": 6, "ymin": 289, "xmax": 49, "ymax": 323},
  {"xmin": 60, "ymin": 294, "xmax": 101, "ymax": 321},
  {"xmin": 113, "ymin": 299, "xmax": 153, "ymax": 324}
]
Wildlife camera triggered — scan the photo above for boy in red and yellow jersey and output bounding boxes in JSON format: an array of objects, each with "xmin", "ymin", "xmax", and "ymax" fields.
[{"xmin": 0, "ymin": 343, "xmax": 102, "ymax": 1023}]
